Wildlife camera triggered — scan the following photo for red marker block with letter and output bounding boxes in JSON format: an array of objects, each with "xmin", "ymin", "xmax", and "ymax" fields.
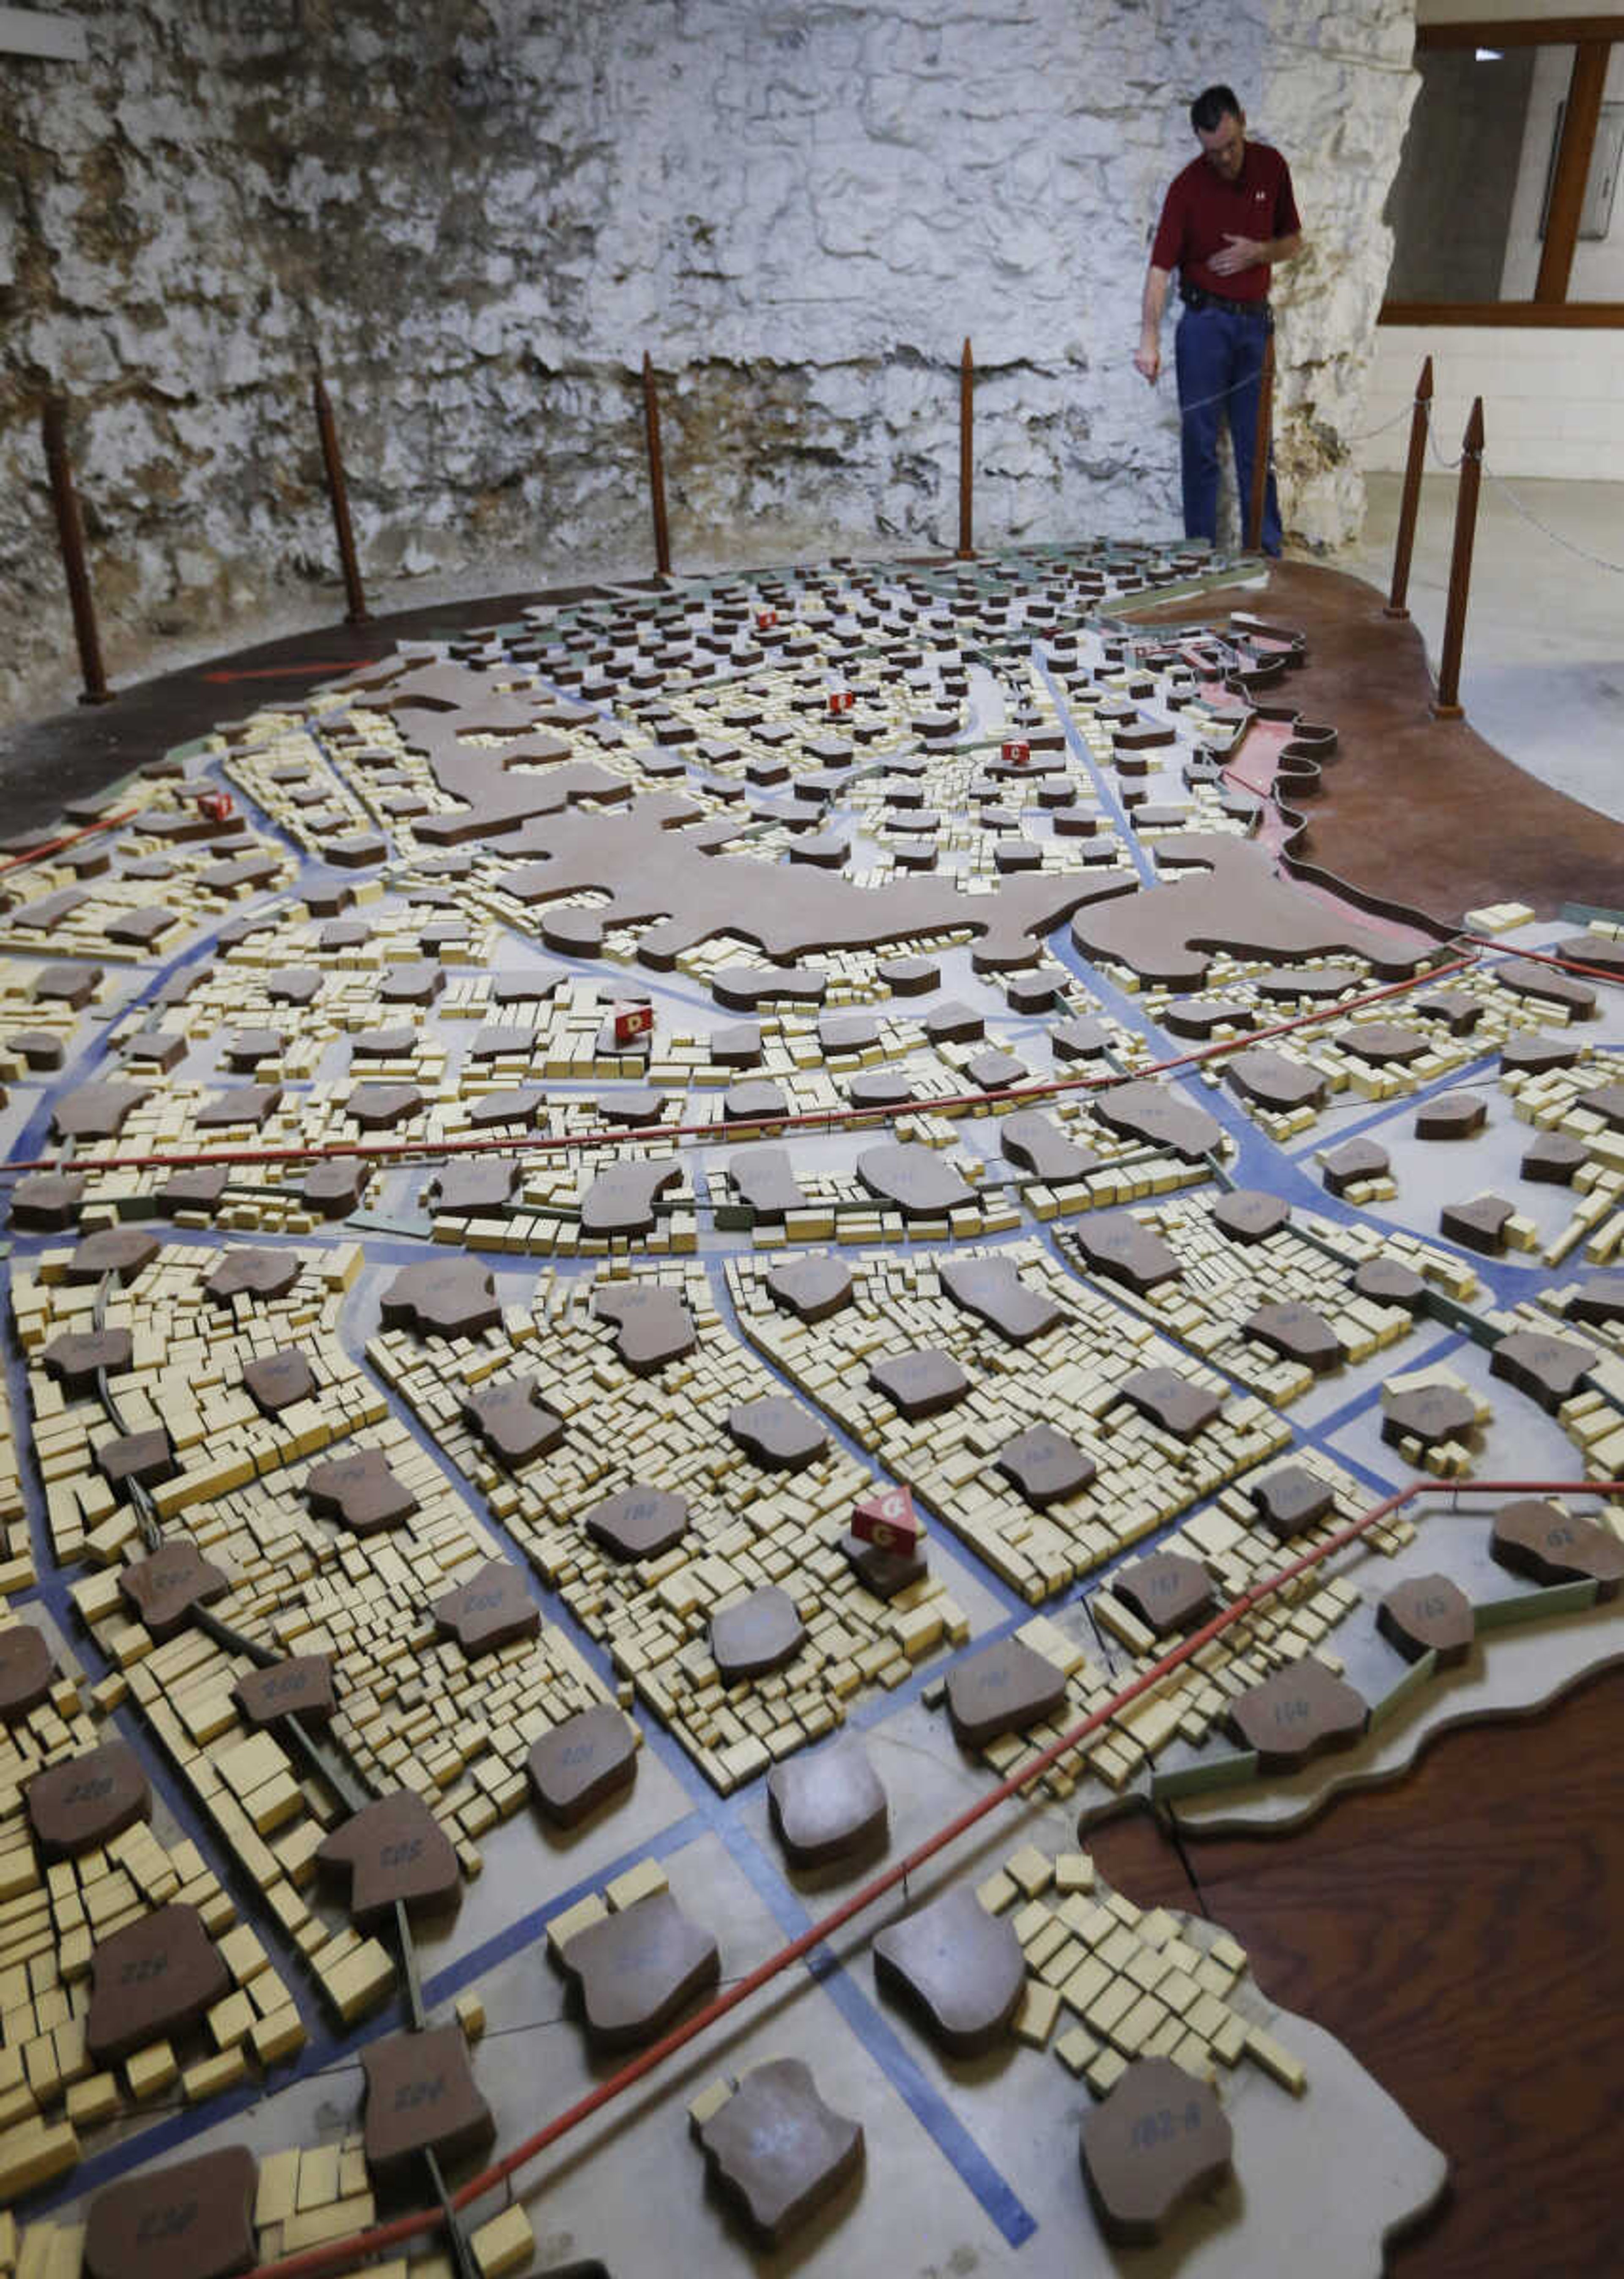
[
  {"xmin": 612, "ymin": 1004, "xmax": 654, "ymax": 1046},
  {"xmin": 756, "ymin": 608, "xmax": 778, "ymax": 631},
  {"xmin": 852, "ymin": 1482, "xmax": 922, "ymax": 1556},
  {"xmin": 828, "ymin": 688, "xmax": 854, "ymax": 716},
  {"xmin": 1000, "ymin": 740, "xmax": 1030, "ymax": 766},
  {"xmin": 196, "ymin": 790, "xmax": 235, "ymax": 820}
]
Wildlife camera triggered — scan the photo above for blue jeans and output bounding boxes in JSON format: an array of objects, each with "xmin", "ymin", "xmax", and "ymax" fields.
[{"xmin": 1175, "ymin": 301, "xmax": 1281, "ymax": 556}]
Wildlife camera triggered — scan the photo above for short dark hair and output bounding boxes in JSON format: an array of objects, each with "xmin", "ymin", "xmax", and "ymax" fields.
[{"xmin": 1191, "ymin": 85, "xmax": 1241, "ymax": 132}]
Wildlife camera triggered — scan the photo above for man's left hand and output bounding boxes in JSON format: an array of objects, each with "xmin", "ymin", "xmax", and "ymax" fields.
[{"xmin": 1210, "ymin": 234, "xmax": 1263, "ymax": 275}]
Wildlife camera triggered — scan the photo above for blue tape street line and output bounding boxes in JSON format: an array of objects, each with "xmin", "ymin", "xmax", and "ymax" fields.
[
  {"xmin": 1284, "ymin": 1051, "xmax": 1502, "ymax": 1163},
  {"xmin": 1036, "ymin": 655, "xmax": 1157, "ymax": 889},
  {"xmin": 713, "ymin": 1815, "xmax": 1038, "ymax": 2248}
]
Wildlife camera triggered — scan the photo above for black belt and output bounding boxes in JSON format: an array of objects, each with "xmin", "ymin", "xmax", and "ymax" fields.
[{"xmin": 1180, "ymin": 285, "xmax": 1272, "ymax": 320}]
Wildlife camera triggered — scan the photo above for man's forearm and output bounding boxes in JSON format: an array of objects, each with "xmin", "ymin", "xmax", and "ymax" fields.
[
  {"xmin": 1265, "ymin": 232, "xmax": 1305, "ymax": 266},
  {"xmin": 1140, "ymin": 264, "xmax": 1171, "ymax": 337}
]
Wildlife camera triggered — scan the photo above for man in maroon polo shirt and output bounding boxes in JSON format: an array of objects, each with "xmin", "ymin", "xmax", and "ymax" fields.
[{"xmin": 1134, "ymin": 85, "xmax": 1306, "ymax": 555}]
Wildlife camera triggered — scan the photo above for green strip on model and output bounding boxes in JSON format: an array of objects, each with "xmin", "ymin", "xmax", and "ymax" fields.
[
  {"xmin": 1368, "ymin": 1647, "xmax": 1438, "ymax": 1732},
  {"xmin": 1150, "ymin": 1748, "xmax": 1260, "ymax": 1801},
  {"xmin": 1472, "ymin": 1577, "xmax": 1600, "ymax": 1630}
]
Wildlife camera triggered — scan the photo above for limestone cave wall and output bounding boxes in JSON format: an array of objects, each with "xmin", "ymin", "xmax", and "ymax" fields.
[{"xmin": 0, "ymin": 0, "xmax": 1417, "ymax": 722}]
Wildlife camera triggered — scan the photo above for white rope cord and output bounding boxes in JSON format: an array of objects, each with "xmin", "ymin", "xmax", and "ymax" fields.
[{"xmin": 1479, "ymin": 459, "xmax": 1624, "ymax": 577}]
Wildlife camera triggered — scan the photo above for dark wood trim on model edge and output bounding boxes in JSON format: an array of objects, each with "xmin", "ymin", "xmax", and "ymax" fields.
[
  {"xmin": 1417, "ymin": 17, "xmax": 1624, "ymax": 48},
  {"xmin": 1379, "ymin": 300, "xmax": 1624, "ymax": 325}
]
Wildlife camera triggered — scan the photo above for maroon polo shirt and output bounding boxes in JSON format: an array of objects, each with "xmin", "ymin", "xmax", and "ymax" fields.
[{"xmin": 1149, "ymin": 140, "xmax": 1301, "ymax": 302}]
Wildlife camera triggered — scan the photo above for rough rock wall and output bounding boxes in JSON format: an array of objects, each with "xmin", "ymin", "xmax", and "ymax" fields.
[{"xmin": 0, "ymin": 0, "xmax": 1417, "ymax": 723}]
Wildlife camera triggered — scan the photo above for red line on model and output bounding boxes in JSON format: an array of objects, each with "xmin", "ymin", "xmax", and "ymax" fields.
[
  {"xmin": 234, "ymin": 1473, "xmax": 1624, "ymax": 2279},
  {"xmin": 0, "ymin": 808, "xmax": 140, "ymax": 878}
]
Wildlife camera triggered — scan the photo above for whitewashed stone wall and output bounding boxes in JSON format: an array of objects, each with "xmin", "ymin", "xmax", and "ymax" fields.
[{"xmin": 0, "ymin": 0, "xmax": 1417, "ymax": 721}]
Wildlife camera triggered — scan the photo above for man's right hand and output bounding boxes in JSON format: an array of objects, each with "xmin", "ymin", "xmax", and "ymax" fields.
[{"xmin": 1133, "ymin": 342, "xmax": 1160, "ymax": 384}]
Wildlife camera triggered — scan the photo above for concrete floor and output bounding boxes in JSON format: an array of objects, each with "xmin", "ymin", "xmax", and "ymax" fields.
[{"xmin": 1341, "ymin": 473, "xmax": 1624, "ymax": 826}]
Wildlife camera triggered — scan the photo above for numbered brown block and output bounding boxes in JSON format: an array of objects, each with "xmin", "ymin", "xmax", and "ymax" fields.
[
  {"xmin": 768, "ymin": 1738, "xmax": 888, "ymax": 1868},
  {"xmin": 1554, "ymin": 932, "xmax": 1624, "ymax": 976},
  {"xmin": 1382, "ymin": 1381, "xmax": 1479, "ymax": 1451},
  {"xmin": 378, "ymin": 960, "xmax": 445, "ymax": 1007},
  {"xmin": 880, "ymin": 953, "xmax": 940, "ymax": 995},
  {"xmin": 1223, "ymin": 1048, "xmax": 1327, "ymax": 1114},
  {"xmin": 872, "ymin": 1884, "xmax": 1026, "ymax": 2055},
  {"xmin": 28, "ymin": 1739, "xmax": 151, "ymax": 1858},
  {"xmin": 85, "ymin": 2143, "xmax": 258, "ymax": 2279},
  {"xmin": 945, "ymin": 1636, "xmax": 1068, "ymax": 1748},
  {"xmin": 299, "ymin": 1159, "xmax": 368, "ymax": 1218},
  {"xmin": 42, "ymin": 1325, "xmax": 134, "ymax": 1396},
  {"xmin": 66, "ymin": 1227, "xmax": 160, "ymax": 1285},
  {"xmin": 1439, "ymin": 1195, "xmax": 1514, "ymax": 1255},
  {"xmin": 345, "ymin": 1081, "xmax": 424, "ymax": 1132},
  {"xmin": 1248, "ymin": 1464, "xmax": 1335, "ymax": 1540},
  {"xmin": 361, "ymin": 2023, "xmax": 494, "ymax": 2182},
  {"xmin": 856, "ymin": 1141, "xmax": 974, "ymax": 1219},
  {"xmin": 727, "ymin": 1396, "xmax": 827, "ymax": 1473},
  {"xmin": 1338, "ymin": 1020, "xmax": 1428, "ymax": 1068},
  {"xmin": 1164, "ymin": 994, "xmax": 1257, "ymax": 1039},
  {"xmin": 1080, "ymin": 2057, "xmax": 1234, "ymax": 2249},
  {"xmin": 196, "ymin": 1084, "xmax": 283, "ymax": 1131},
  {"xmin": 560, "ymin": 1890, "xmax": 722, "ymax": 2055},
  {"xmin": 1321, "ymin": 1136, "xmax": 1390, "ymax": 1196},
  {"xmin": 1500, "ymin": 1031, "xmax": 1579, "ymax": 1077},
  {"xmin": 922, "ymin": 1000, "xmax": 984, "ymax": 1046},
  {"xmin": 711, "ymin": 1585, "xmax": 807, "ymax": 1684},
  {"xmin": 97, "ymin": 1426, "xmax": 176, "ymax": 1500},
  {"xmin": 1093, "ymin": 1079, "xmax": 1223, "ymax": 1160},
  {"xmin": 1414, "ymin": 985, "xmax": 1482, "ymax": 1034},
  {"xmin": 1377, "ymin": 1574, "xmax": 1475, "ymax": 1667},
  {"xmin": 1243, "ymin": 1301, "xmax": 1344, "ymax": 1375},
  {"xmin": 9, "ymin": 1171, "xmax": 88, "ymax": 1231},
  {"xmin": 52, "ymin": 1081, "xmax": 149, "ymax": 1142},
  {"xmin": 1490, "ymin": 1328, "xmax": 1597, "ymax": 1414},
  {"xmin": 467, "ymin": 1086, "xmax": 544, "ymax": 1129},
  {"xmin": 996, "ymin": 1423, "xmax": 1097, "ymax": 1508},
  {"xmin": 766, "ymin": 1255, "xmax": 854, "ymax": 1322},
  {"xmin": 712, "ymin": 964, "xmax": 827, "ymax": 1012},
  {"xmin": 1052, "ymin": 1016, "xmax": 1112, "ymax": 1060},
  {"xmin": 594, "ymin": 1085, "xmax": 662, "ymax": 1127},
  {"xmin": 1115, "ymin": 1552, "xmax": 1216, "ymax": 1637},
  {"xmin": 425, "ymin": 1159, "xmax": 520, "ymax": 1219},
  {"xmin": 697, "ymin": 2059, "xmax": 864, "ymax": 2246},
  {"xmin": 1521, "ymin": 1130, "xmax": 1588, "ymax": 1184},
  {"xmin": 120, "ymin": 1541, "xmax": 229, "ymax": 1639},
  {"xmin": 1118, "ymin": 1367, "xmax": 1220, "ymax": 1441},
  {"xmin": 839, "ymin": 1525, "xmax": 929, "ymax": 1598},
  {"xmin": 708, "ymin": 1019, "xmax": 764, "ymax": 1067},
  {"xmin": 999, "ymin": 1109, "xmax": 1098, "ymax": 1185},
  {"xmin": 34, "ymin": 960, "xmax": 104, "ymax": 1008},
  {"xmin": 723, "ymin": 1079, "xmax": 790, "ymax": 1125},
  {"xmin": 967, "ymin": 1047, "xmax": 1028, "ymax": 1090},
  {"xmin": 462, "ymin": 1377, "xmax": 565, "ymax": 1467},
  {"xmin": 380, "ymin": 1257, "xmax": 501, "ymax": 1338},
  {"xmin": 204, "ymin": 1248, "xmax": 301, "ymax": 1305},
  {"xmin": 723, "ymin": 1148, "xmax": 807, "ymax": 1225},
  {"xmin": 593, "ymin": 1283, "xmax": 699, "ymax": 1376},
  {"xmin": 580, "ymin": 1160, "xmax": 682, "ymax": 1240},
  {"xmin": 1416, "ymin": 1090, "xmax": 1488, "ymax": 1141},
  {"xmin": 528, "ymin": 1704, "xmax": 639, "ymax": 1827},
  {"xmin": 849, "ymin": 1067, "xmax": 915, "ymax": 1109},
  {"xmin": 868, "ymin": 1349, "xmax": 970, "ymax": 1421},
  {"xmin": 86, "ymin": 1904, "xmax": 230, "ymax": 2064},
  {"xmin": 266, "ymin": 965, "xmax": 321, "ymax": 1006},
  {"xmin": 0, "ymin": 1621, "xmax": 55, "ymax": 1722},
  {"xmin": 1569, "ymin": 1273, "xmax": 1624, "ymax": 1327},
  {"xmin": 1228, "ymin": 1657, "xmax": 1368, "ymax": 1770},
  {"xmin": 222, "ymin": 1026, "xmax": 284, "ymax": 1072},
  {"xmin": 242, "ymin": 1347, "xmax": 318, "ymax": 1416},
  {"xmin": 349, "ymin": 1025, "xmax": 418, "ymax": 1061},
  {"xmin": 1070, "ymin": 1213, "xmax": 1181, "ymax": 1295},
  {"xmin": 1212, "ymin": 1188, "xmax": 1290, "ymax": 1244},
  {"xmin": 318, "ymin": 1792, "xmax": 461, "ymax": 1926},
  {"xmin": 232, "ymin": 1654, "xmax": 337, "ymax": 1731},
  {"xmin": 1352, "ymin": 1256, "xmax": 1426, "ymax": 1312},
  {"xmin": 307, "ymin": 1447, "xmax": 418, "ymax": 1535},
  {"xmin": 433, "ymin": 1558, "xmax": 540, "ymax": 1656},
  {"xmin": 584, "ymin": 1483, "xmax": 690, "ymax": 1563},
  {"xmin": 1582, "ymin": 1082, "xmax": 1624, "ymax": 1131},
  {"xmin": 1491, "ymin": 1500, "xmax": 1624, "ymax": 1599},
  {"xmin": 939, "ymin": 1255, "xmax": 1062, "ymax": 1346}
]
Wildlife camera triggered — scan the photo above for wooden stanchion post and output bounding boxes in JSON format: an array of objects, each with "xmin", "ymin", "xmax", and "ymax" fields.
[
  {"xmin": 311, "ymin": 350, "xmax": 369, "ymax": 626},
  {"xmin": 40, "ymin": 393, "xmax": 112, "ymax": 705},
  {"xmin": 1431, "ymin": 396, "xmax": 1484, "ymax": 722},
  {"xmin": 1385, "ymin": 355, "xmax": 1434, "ymax": 620},
  {"xmin": 956, "ymin": 337, "xmax": 974, "ymax": 559},
  {"xmin": 1245, "ymin": 330, "xmax": 1276, "ymax": 555},
  {"xmin": 642, "ymin": 351, "xmax": 672, "ymax": 577}
]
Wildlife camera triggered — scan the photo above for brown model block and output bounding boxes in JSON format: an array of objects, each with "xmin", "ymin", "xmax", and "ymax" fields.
[
  {"xmin": 98, "ymin": 1425, "xmax": 176, "ymax": 1498},
  {"xmin": 232, "ymin": 1654, "xmax": 338, "ymax": 1731},
  {"xmin": 1489, "ymin": 1329, "xmax": 1596, "ymax": 1414},
  {"xmin": 1115, "ymin": 1551, "xmax": 1216, "ymax": 1636},
  {"xmin": 162, "ymin": 1165, "xmax": 232, "ymax": 1215},
  {"xmin": 1382, "ymin": 1382, "xmax": 1479, "ymax": 1450},
  {"xmin": 1092, "ymin": 1079, "xmax": 1222, "ymax": 1160},
  {"xmin": 559, "ymin": 1890, "xmax": 721, "ymax": 2050},
  {"xmin": 1377, "ymin": 1575, "xmax": 1475, "ymax": 1667},
  {"xmin": 1439, "ymin": 1196, "xmax": 1514, "ymax": 1256},
  {"xmin": 1223, "ymin": 1048, "xmax": 1327, "ymax": 1114},
  {"xmin": 1416, "ymin": 1091, "xmax": 1488, "ymax": 1141},
  {"xmin": 1520, "ymin": 1130, "xmax": 1588, "ymax": 1185},
  {"xmin": 727, "ymin": 1396, "xmax": 827, "ymax": 1473},
  {"xmin": 8, "ymin": 1170, "xmax": 88, "ymax": 1230},
  {"xmin": 1568, "ymin": 1273, "xmax": 1624, "ymax": 1327},
  {"xmin": 1228, "ymin": 1656, "xmax": 1368, "ymax": 1771},
  {"xmin": 857, "ymin": 1141, "xmax": 974, "ymax": 1219},
  {"xmin": 580, "ymin": 1160, "xmax": 682, "ymax": 1240},
  {"xmin": 1492, "ymin": 959, "xmax": 1595, "ymax": 1021},
  {"xmin": 945, "ymin": 1636, "xmax": 1068, "ymax": 1747},
  {"xmin": 1243, "ymin": 1301, "xmax": 1344, "ymax": 1375},
  {"xmin": 243, "ymin": 1347, "xmax": 318, "ymax": 1416},
  {"xmin": 42, "ymin": 1325, "xmax": 134, "ymax": 1394},
  {"xmin": 197, "ymin": 1084, "xmax": 283, "ymax": 1130},
  {"xmin": 0, "ymin": 1621, "xmax": 55, "ymax": 1721},
  {"xmin": 120, "ymin": 1541, "xmax": 230, "ymax": 1638},
  {"xmin": 52, "ymin": 1081, "xmax": 149, "ymax": 1141},
  {"xmin": 528, "ymin": 1704, "xmax": 639, "ymax": 1827},
  {"xmin": 433, "ymin": 1558, "xmax": 541, "ymax": 1656},
  {"xmin": 1212, "ymin": 1188, "xmax": 1290, "ymax": 1243},
  {"xmin": 204, "ymin": 1248, "xmax": 302, "ymax": 1305},
  {"xmin": 1118, "ymin": 1367, "xmax": 1221, "ymax": 1441},
  {"xmin": 1051, "ymin": 1016, "xmax": 1112, "ymax": 1059},
  {"xmin": 462, "ymin": 1377, "xmax": 565, "ymax": 1466},
  {"xmin": 584, "ymin": 1483, "xmax": 690, "ymax": 1562},
  {"xmin": 34, "ymin": 959, "xmax": 104, "ymax": 1006},
  {"xmin": 999, "ymin": 1110, "xmax": 1098, "ymax": 1185},
  {"xmin": 1491, "ymin": 1500, "xmax": 1624, "ymax": 1599},
  {"xmin": 1070, "ymin": 1213, "xmax": 1181, "ymax": 1295},
  {"xmin": 697, "ymin": 2058, "xmax": 864, "ymax": 2246},
  {"xmin": 380, "ymin": 1257, "xmax": 502, "ymax": 1338},
  {"xmin": 1338, "ymin": 1020, "xmax": 1429, "ymax": 1068},
  {"xmin": 1163, "ymin": 994, "xmax": 1258, "ymax": 1039},
  {"xmin": 940, "ymin": 1254, "xmax": 1062, "ymax": 1345},
  {"xmin": 86, "ymin": 1904, "xmax": 230, "ymax": 2064},
  {"xmin": 1321, "ymin": 1136, "xmax": 1390, "ymax": 1196},
  {"xmin": 361, "ymin": 2023, "xmax": 494, "ymax": 2181},
  {"xmin": 711, "ymin": 1585, "xmax": 807, "ymax": 1684},
  {"xmin": 66, "ymin": 1226, "xmax": 161, "ymax": 1284},
  {"xmin": 1248, "ymin": 1465, "xmax": 1336, "ymax": 1540},
  {"xmin": 306, "ymin": 1447, "xmax": 418, "ymax": 1535},
  {"xmin": 1499, "ymin": 1032, "xmax": 1579, "ymax": 1077},
  {"xmin": 872, "ymin": 1884, "xmax": 1026, "ymax": 2054},
  {"xmin": 996, "ymin": 1423, "xmax": 1097, "ymax": 1508},
  {"xmin": 768, "ymin": 1738, "xmax": 889, "ymax": 1869},
  {"xmin": 1080, "ymin": 2057, "xmax": 1233, "ymax": 2248},
  {"xmin": 318, "ymin": 1791, "xmax": 461, "ymax": 1926},
  {"xmin": 1352, "ymin": 1257, "xmax": 1426, "ymax": 1312},
  {"xmin": 869, "ymin": 1349, "xmax": 971, "ymax": 1421},
  {"xmin": 766, "ymin": 1254, "xmax": 855, "ymax": 1322},
  {"xmin": 28, "ymin": 1739, "xmax": 152, "ymax": 1857},
  {"xmin": 84, "ymin": 2144, "xmax": 257, "ymax": 2279}
]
